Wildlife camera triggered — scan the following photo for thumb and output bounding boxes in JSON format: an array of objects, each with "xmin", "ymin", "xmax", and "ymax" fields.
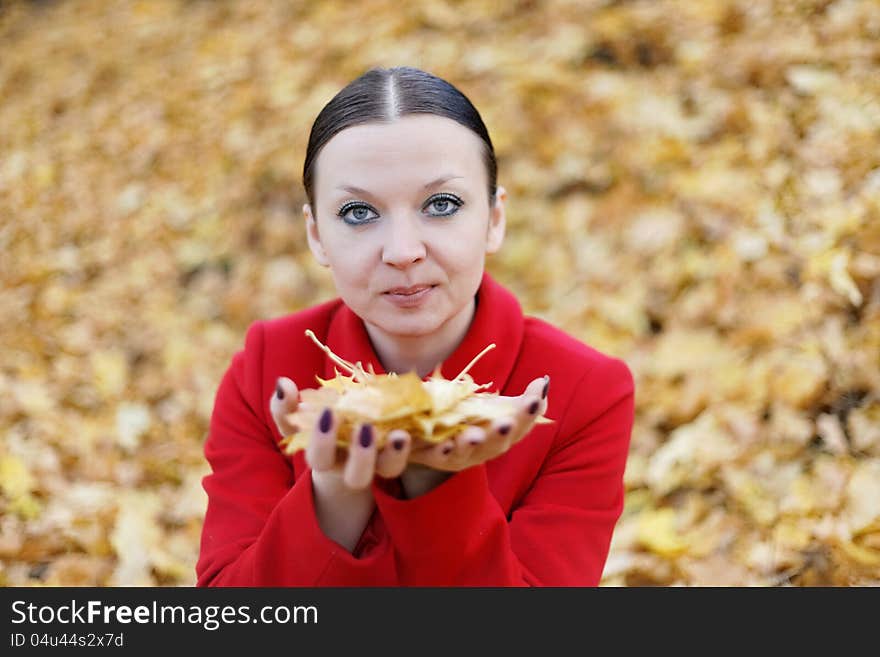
[
  {"xmin": 519, "ymin": 375, "xmax": 549, "ymax": 403},
  {"xmin": 270, "ymin": 376, "xmax": 300, "ymax": 436}
]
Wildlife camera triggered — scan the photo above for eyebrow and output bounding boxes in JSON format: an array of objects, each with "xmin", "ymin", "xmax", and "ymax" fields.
[{"xmin": 336, "ymin": 175, "xmax": 464, "ymax": 195}]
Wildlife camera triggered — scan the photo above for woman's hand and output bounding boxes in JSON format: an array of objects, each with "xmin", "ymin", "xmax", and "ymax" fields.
[
  {"xmin": 269, "ymin": 377, "xmax": 413, "ymax": 551},
  {"xmin": 407, "ymin": 375, "xmax": 550, "ymax": 473},
  {"xmin": 270, "ymin": 377, "xmax": 414, "ymax": 488},
  {"xmin": 268, "ymin": 374, "xmax": 548, "ymax": 504}
]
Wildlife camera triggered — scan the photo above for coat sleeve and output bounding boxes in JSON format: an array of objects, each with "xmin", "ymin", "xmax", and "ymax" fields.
[
  {"xmin": 371, "ymin": 356, "xmax": 635, "ymax": 586},
  {"xmin": 195, "ymin": 321, "xmax": 396, "ymax": 586}
]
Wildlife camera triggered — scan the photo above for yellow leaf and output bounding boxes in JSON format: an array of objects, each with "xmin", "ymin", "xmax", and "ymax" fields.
[
  {"xmin": 11, "ymin": 381, "xmax": 54, "ymax": 416},
  {"xmin": 280, "ymin": 330, "xmax": 551, "ymax": 454},
  {"xmin": 828, "ymin": 251, "xmax": 863, "ymax": 306},
  {"xmin": 637, "ymin": 508, "xmax": 689, "ymax": 558},
  {"xmin": 645, "ymin": 410, "xmax": 737, "ymax": 496},
  {"xmin": 0, "ymin": 456, "xmax": 35, "ymax": 499},
  {"xmin": 91, "ymin": 349, "xmax": 129, "ymax": 399},
  {"xmin": 838, "ymin": 539, "xmax": 880, "ymax": 568},
  {"xmin": 725, "ymin": 469, "xmax": 778, "ymax": 527},
  {"xmin": 9, "ymin": 494, "xmax": 42, "ymax": 520},
  {"xmin": 767, "ymin": 345, "xmax": 828, "ymax": 409},
  {"xmin": 848, "ymin": 403, "xmax": 880, "ymax": 454},
  {"xmin": 110, "ymin": 492, "xmax": 162, "ymax": 587},
  {"xmin": 846, "ymin": 459, "xmax": 880, "ymax": 536}
]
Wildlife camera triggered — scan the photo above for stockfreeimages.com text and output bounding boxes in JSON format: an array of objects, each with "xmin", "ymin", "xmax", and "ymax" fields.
[{"xmin": 11, "ymin": 600, "xmax": 317, "ymax": 631}]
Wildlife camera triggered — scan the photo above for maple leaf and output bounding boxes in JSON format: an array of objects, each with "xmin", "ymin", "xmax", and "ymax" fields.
[{"xmin": 280, "ymin": 330, "xmax": 552, "ymax": 454}]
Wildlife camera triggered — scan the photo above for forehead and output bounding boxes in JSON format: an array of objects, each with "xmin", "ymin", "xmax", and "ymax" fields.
[{"xmin": 314, "ymin": 115, "xmax": 486, "ymax": 194}]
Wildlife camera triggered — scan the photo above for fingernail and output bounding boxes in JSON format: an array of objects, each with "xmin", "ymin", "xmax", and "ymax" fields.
[
  {"xmin": 528, "ymin": 400, "xmax": 539, "ymax": 414},
  {"xmin": 442, "ymin": 443, "xmax": 453, "ymax": 455},
  {"xmin": 275, "ymin": 379, "xmax": 284, "ymax": 400},
  {"xmin": 542, "ymin": 377, "xmax": 550, "ymax": 399},
  {"xmin": 359, "ymin": 424, "xmax": 373, "ymax": 448},
  {"xmin": 392, "ymin": 438, "xmax": 406, "ymax": 451},
  {"xmin": 499, "ymin": 424, "xmax": 512, "ymax": 436},
  {"xmin": 319, "ymin": 407, "xmax": 332, "ymax": 433}
]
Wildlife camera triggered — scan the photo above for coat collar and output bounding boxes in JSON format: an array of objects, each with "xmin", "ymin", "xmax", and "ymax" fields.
[{"xmin": 322, "ymin": 271, "xmax": 523, "ymax": 393}]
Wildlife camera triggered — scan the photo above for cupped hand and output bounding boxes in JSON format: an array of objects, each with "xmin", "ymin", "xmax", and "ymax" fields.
[
  {"xmin": 406, "ymin": 375, "xmax": 550, "ymax": 473},
  {"xmin": 270, "ymin": 377, "xmax": 414, "ymax": 491}
]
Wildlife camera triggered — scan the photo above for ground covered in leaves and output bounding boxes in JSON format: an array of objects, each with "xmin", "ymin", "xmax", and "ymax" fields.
[{"xmin": 1, "ymin": 0, "xmax": 879, "ymax": 586}]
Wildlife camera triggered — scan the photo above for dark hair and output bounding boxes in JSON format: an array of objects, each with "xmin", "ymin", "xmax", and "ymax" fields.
[{"xmin": 302, "ymin": 66, "xmax": 497, "ymax": 211}]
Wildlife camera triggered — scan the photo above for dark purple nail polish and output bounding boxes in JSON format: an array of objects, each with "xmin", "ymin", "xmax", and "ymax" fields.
[
  {"xmin": 542, "ymin": 377, "xmax": 550, "ymax": 399},
  {"xmin": 359, "ymin": 424, "xmax": 373, "ymax": 448},
  {"xmin": 392, "ymin": 438, "xmax": 406, "ymax": 451},
  {"xmin": 442, "ymin": 444, "xmax": 453, "ymax": 455},
  {"xmin": 275, "ymin": 380, "xmax": 284, "ymax": 400},
  {"xmin": 319, "ymin": 408, "xmax": 332, "ymax": 433},
  {"xmin": 528, "ymin": 400, "xmax": 539, "ymax": 415},
  {"xmin": 498, "ymin": 424, "xmax": 512, "ymax": 436}
]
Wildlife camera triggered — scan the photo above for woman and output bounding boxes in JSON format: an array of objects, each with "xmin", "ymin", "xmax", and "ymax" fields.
[{"xmin": 196, "ymin": 66, "xmax": 635, "ymax": 586}]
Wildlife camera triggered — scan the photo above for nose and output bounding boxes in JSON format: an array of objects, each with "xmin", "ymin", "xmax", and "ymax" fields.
[{"xmin": 381, "ymin": 217, "xmax": 426, "ymax": 268}]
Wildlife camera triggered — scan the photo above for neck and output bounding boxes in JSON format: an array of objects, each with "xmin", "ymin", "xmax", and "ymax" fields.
[{"xmin": 364, "ymin": 297, "xmax": 476, "ymax": 378}]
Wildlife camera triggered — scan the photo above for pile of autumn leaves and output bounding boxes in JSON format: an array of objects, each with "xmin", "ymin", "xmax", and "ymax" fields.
[
  {"xmin": 281, "ymin": 331, "xmax": 550, "ymax": 454},
  {"xmin": 1, "ymin": 0, "xmax": 879, "ymax": 586}
]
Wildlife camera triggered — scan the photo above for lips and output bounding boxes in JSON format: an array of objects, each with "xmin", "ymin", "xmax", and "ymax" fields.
[
  {"xmin": 384, "ymin": 284, "xmax": 434, "ymax": 295},
  {"xmin": 382, "ymin": 284, "xmax": 437, "ymax": 308}
]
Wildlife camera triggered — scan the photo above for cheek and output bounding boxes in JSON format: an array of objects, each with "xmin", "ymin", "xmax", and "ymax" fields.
[
  {"xmin": 431, "ymin": 222, "xmax": 488, "ymax": 268},
  {"xmin": 330, "ymin": 254, "xmax": 371, "ymax": 285},
  {"xmin": 323, "ymin": 242, "xmax": 369, "ymax": 286},
  {"xmin": 324, "ymin": 230, "xmax": 374, "ymax": 266}
]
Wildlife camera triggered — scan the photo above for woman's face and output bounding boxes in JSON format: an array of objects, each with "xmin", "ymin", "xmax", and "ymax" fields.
[{"xmin": 304, "ymin": 114, "xmax": 506, "ymax": 338}]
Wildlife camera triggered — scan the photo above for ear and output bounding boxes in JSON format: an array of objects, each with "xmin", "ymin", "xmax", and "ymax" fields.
[
  {"xmin": 486, "ymin": 185, "xmax": 507, "ymax": 254},
  {"xmin": 304, "ymin": 203, "xmax": 330, "ymax": 267}
]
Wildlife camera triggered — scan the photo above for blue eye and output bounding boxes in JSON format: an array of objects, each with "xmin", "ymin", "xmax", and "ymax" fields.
[
  {"xmin": 336, "ymin": 193, "xmax": 464, "ymax": 226},
  {"xmin": 336, "ymin": 202, "xmax": 378, "ymax": 226},
  {"xmin": 424, "ymin": 193, "xmax": 463, "ymax": 217}
]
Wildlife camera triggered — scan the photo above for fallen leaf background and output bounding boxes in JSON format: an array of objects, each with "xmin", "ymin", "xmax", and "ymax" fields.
[{"xmin": 1, "ymin": 0, "xmax": 878, "ymax": 586}]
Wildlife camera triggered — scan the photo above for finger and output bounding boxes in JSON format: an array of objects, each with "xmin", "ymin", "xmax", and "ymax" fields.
[
  {"xmin": 376, "ymin": 429, "xmax": 411, "ymax": 478},
  {"xmin": 509, "ymin": 390, "xmax": 547, "ymax": 444},
  {"xmin": 425, "ymin": 438, "xmax": 457, "ymax": 470},
  {"xmin": 306, "ymin": 407, "xmax": 338, "ymax": 472},
  {"xmin": 270, "ymin": 377, "xmax": 300, "ymax": 435},
  {"xmin": 520, "ymin": 393, "xmax": 544, "ymax": 418},
  {"xmin": 486, "ymin": 417, "xmax": 516, "ymax": 453},
  {"xmin": 478, "ymin": 376, "xmax": 548, "ymax": 452},
  {"xmin": 409, "ymin": 437, "xmax": 455, "ymax": 468},
  {"xmin": 508, "ymin": 375, "xmax": 547, "ymax": 426},
  {"xmin": 344, "ymin": 423, "xmax": 378, "ymax": 490},
  {"xmin": 456, "ymin": 425, "xmax": 486, "ymax": 450},
  {"xmin": 493, "ymin": 376, "xmax": 544, "ymax": 440},
  {"xmin": 437, "ymin": 425, "xmax": 484, "ymax": 465},
  {"xmin": 519, "ymin": 375, "xmax": 549, "ymax": 403},
  {"xmin": 405, "ymin": 441, "xmax": 435, "ymax": 468}
]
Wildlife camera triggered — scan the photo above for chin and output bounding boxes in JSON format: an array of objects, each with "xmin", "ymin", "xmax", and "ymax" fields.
[{"xmin": 372, "ymin": 310, "xmax": 444, "ymax": 338}]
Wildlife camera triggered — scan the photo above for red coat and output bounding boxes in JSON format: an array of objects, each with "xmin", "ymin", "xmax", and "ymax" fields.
[{"xmin": 196, "ymin": 271, "xmax": 635, "ymax": 586}]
